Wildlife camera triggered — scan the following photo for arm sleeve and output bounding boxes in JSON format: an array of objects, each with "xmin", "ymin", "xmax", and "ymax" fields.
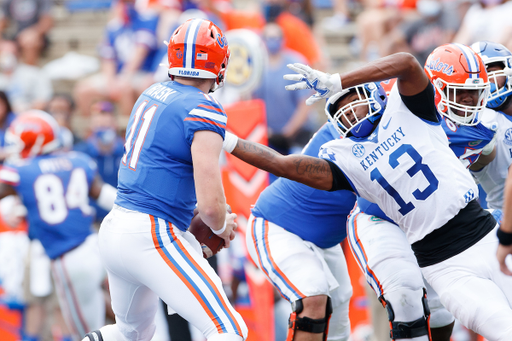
[
  {"xmin": 184, "ymin": 95, "xmax": 227, "ymax": 145},
  {"xmin": 400, "ymin": 83, "xmax": 439, "ymax": 123},
  {"xmin": 325, "ymin": 159, "xmax": 355, "ymax": 192}
]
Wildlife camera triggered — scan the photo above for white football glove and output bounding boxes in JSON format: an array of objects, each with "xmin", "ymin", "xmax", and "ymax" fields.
[
  {"xmin": 283, "ymin": 63, "xmax": 343, "ymax": 105},
  {"xmin": 482, "ymin": 122, "xmax": 499, "ymax": 156}
]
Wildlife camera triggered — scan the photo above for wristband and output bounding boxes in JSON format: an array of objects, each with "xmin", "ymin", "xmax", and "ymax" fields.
[
  {"xmin": 222, "ymin": 131, "xmax": 238, "ymax": 154},
  {"xmin": 497, "ymin": 228, "xmax": 512, "ymax": 246},
  {"xmin": 212, "ymin": 220, "xmax": 227, "ymax": 235}
]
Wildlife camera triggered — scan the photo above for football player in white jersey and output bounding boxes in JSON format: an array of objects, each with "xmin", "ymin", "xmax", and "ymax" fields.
[
  {"xmin": 82, "ymin": 19, "xmax": 248, "ymax": 341},
  {"xmin": 221, "ymin": 48, "xmax": 512, "ymax": 340},
  {"xmin": 470, "ymin": 41, "xmax": 512, "ymax": 210},
  {"xmin": 345, "ymin": 44, "xmax": 499, "ymax": 341}
]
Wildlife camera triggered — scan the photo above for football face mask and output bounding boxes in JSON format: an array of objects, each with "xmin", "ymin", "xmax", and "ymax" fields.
[{"xmin": 325, "ymin": 82, "xmax": 387, "ymax": 138}]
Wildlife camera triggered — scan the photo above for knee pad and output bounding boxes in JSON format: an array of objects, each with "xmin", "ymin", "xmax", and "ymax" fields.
[
  {"xmin": 379, "ymin": 288, "xmax": 431, "ymax": 340},
  {"xmin": 286, "ymin": 297, "xmax": 333, "ymax": 341}
]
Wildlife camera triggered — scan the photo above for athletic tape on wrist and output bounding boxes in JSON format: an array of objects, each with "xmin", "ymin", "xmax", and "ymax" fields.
[
  {"xmin": 497, "ymin": 228, "xmax": 512, "ymax": 246},
  {"xmin": 212, "ymin": 220, "xmax": 227, "ymax": 235}
]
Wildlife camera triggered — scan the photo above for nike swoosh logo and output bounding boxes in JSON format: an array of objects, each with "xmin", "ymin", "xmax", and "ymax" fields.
[
  {"xmin": 354, "ymin": 123, "xmax": 362, "ymax": 134},
  {"xmin": 382, "ymin": 117, "xmax": 392, "ymax": 130}
]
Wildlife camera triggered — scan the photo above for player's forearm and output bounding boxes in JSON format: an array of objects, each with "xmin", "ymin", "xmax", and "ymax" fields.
[
  {"xmin": 340, "ymin": 52, "xmax": 425, "ymax": 94},
  {"xmin": 231, "ymin": 139, "xmax": 333, "ymax": 191},
  {"xmin": 469, "ymin": 149, "xmax": 495, "ymax": 171}
]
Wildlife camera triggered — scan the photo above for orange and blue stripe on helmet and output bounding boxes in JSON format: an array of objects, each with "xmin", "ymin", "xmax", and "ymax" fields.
[
  {"xmin": 183, "ymin": 19, "xmax": 204, "ymax": 70},
  {"xmin": 453, "ymin": 43, "xmax": 481, "ymax": 79}
]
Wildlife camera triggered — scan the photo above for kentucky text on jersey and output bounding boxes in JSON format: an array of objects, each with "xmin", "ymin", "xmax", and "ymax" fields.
[
  {"xmin": 145, "ymin": 83, "xmax": 176, "ymax": 101},
  {"xmin": 359, "ymin": 127, "xmax": 406, "ymax": 171}
]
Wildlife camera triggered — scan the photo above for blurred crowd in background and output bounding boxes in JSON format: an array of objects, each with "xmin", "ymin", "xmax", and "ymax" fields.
[{"xmin": 1, "ymin": 0, "xmax": 511, "ymax": 340}]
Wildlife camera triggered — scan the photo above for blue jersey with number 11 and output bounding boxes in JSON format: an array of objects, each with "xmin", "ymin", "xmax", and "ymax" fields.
[{"xmin": 115, "ymin": 81, "xmax": 227, "ymax": 230}]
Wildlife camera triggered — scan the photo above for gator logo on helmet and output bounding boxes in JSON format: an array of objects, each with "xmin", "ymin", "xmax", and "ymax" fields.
[
  {"xmin": 426, "ymin": 58, "xmax": 454, "ymax": 76},
  {"xmin": 217, "ymin": 34, "xmax": 227, "ymax": 48}
]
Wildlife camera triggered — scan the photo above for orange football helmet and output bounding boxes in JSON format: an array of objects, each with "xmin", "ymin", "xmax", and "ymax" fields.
[
  {"xmin": 5, "ymin": 110, "xmax": 61, "ymax": 159},
  {"xmin": 167, "ymin": 18, "xmax": 230, "ymax": 92},
  {"xmin": 424, "ymin": 43, "xmax": 490, "ymax": 125}
]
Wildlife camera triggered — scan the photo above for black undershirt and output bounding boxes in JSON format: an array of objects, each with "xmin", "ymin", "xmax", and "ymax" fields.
[
  {"xmin": 412, "ymin": 200, "xmax": 496, "ymax": 267},
  {"xmin": 326, "ymin": 159, "xmax": 353, "ymax": 192}
]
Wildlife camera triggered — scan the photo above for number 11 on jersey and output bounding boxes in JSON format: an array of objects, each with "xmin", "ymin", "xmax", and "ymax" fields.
[{"xmin": 122, "ymin": 101, "xmax": 157, "ymax": 170}]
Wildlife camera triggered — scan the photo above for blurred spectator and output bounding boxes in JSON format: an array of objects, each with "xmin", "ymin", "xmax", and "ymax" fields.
[
  {"xmin": 47, "ymin": 93, "xmax": 81, "ymax": 149},
  {"xmin": 74, "ymin": 101, "xmax": 124, "ymax": 223},
  {"xmin": 252, "ymin": 23, "xmax": 315, "ymax": 157},
  {"xmin": 0, "ymin": 40, "xmax": 52, "ymax": 112},
  {"xmin": 383, "ymin": 0, "xmax": 459, "ymax": 65},
  {"xmin": 73, "ymin": 0, "xmax": 159, "ymax": 117},
  {"xmin": 356, "ymin": 0, "xmax": 418, "ymax": 61},
  {"xmin": 0, "ymin": 0, "xmax": 53, "ymax": 66},
  {"xmin": 0, "ymin": 91, "xmax": 15, "ymax": 163},
  {"xmin": 453, "ymin": 0, "xmax": 512, "ymax": 49},
  {"xmin": 320, "ymin": 0, "xmax": 351, "ymax": 31},
  {"xmin": 203, "ymin": 0, "xmax": 325, "ymax": 68}
]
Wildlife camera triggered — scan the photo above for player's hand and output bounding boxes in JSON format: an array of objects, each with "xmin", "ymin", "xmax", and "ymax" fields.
[
  {"xmin": 482, "ymin": 122, "xmax": 498, "ymax": 156},
  {"xmin": 218, "ymin": 212, "xmax": 237, "ymax": 248},
  {"xmin": 496, "ymin": 243, "xmax": 512, "ymax": 275},
  {"xmin": 284, "ymin": 63, "xmax": 342, "ymax": 105}
]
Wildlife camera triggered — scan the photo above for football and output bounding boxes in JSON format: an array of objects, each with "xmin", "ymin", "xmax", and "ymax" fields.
[{"xmin": 188, "ymin": 212, "xmax": 225, "ymax": 259}]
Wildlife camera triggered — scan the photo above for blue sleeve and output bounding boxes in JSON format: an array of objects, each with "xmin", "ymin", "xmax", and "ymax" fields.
[{"xmin": 183, "ymin": 94, "xmax": 227, "ymax": 145}]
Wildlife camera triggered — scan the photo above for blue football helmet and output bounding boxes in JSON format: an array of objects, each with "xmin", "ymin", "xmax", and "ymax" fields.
[
  {"xmin": 471, "ymin": 41, "xmax": 512, "ymax": 109},
  {"xmin": 325, "ymin": 82, "xmax": 387, "ymax": 138}
]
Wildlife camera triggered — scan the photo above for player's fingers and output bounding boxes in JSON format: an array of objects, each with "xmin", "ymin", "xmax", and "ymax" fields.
[
  {"xmin": 283, "ymin": 74, "xmax": 303, "ymax": 82},
  {"xmin": 306, "ymin": 94, "xmax": 323, "ymax": 106},
  {"xmin": 285, "ymin": 82, "xmax": 309, "ymax": 91},
  {"xmin": 287, "ymin": 63, "xmax": 310, "ymax": 74},
  {"xmin": 229, "ymin": 230, "xmax": 236, "ymax": 241}
]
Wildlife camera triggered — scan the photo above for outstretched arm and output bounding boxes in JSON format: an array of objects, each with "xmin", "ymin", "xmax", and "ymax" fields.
[
  {"xmin": 227, "ymin": 136, "xmax": 334, "ymax": 191},
  {"xmin": 497, "ymin": 166, "xmax": 512, "ymax": 275},
  {"xmin": 285, "ymin": 52, "xmax": 429, "ymax": 103}
]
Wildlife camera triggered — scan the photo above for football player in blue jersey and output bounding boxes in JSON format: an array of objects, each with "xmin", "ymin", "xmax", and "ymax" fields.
[
  {"xmin": 246, "ymin": 83, "xmax": 387, "ymax": 341},
  {"xmin": 82, "ymin": 19, "xmax": 248, "ymax": 341},
  {"xmin": 221, "ymin": 47, "xmax": 512, "ymax": 340},
  {"xmin": 248, "ymin": 88, "xmax": 386, "ymax": 341},
  {"xmin": 0, "ymin": 110, "xmax": 117, "ymax": 341}
]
